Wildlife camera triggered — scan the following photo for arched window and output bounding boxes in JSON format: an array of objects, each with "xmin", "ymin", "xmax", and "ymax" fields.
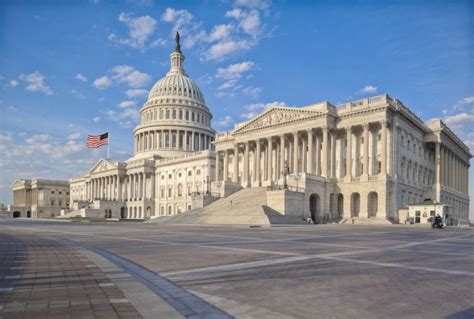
[{"xmin": 166, "ymin": 109, "xmax": 170, "ymax": 119}]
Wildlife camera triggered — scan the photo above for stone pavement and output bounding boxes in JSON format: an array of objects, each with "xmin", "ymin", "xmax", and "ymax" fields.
[
  {"xmin": 0, "ymin": 220, "xmax": 473, "ymax": 319},
  {"xmin": 0, "ymin": 233, "xmax": 143, "ymax": 319}
]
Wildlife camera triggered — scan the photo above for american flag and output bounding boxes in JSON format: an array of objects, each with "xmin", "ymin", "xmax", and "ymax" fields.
[{"xmin": 86, "ymin": 132, "xmax": 109, "ymax": 148}]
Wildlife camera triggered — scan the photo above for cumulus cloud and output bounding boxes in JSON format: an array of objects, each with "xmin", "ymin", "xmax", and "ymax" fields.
[
  {"xmin": 358, "ymin": 85, "xmax": 378, "ymax": 94},
  {"xmin": 203, "ymin": 39, "xmax": 254, "ymax": 61},
  {"xmin": 92, "ymin": 75, "xmax": 112, "ymax": 89},
  {"xmin": 109, "ymin": 12, "xmax": 157, "ymax": 49},
  {"xmin": 216, "ymin": 61, "xmax": 255, "ymax": 80},
  {"xmin": 19, "ymin": 71, "xmax": 53, "ymax": 95},
  {"xmin": 242, "ymin": 86, "xmax": 262, "ymax": 98},
  {"xmin": 444, "ymin": 112, "xmax": 474, "ymax": 128},
  {"xmin": 215, "ymin": 115, "xmax": 235, "ymax": 128},
  {"xmin": 92, "ymin": 117, "xmax": 101, "ymax": 123},
  {"xmin": 118, "ymin": 100, "xmax": 137, "ymax": 108},
  {"xmin": 111, "ymin": 65, "xmax": 152, "ymax": 88},
  {"xmin": 10, "ymin": 80, "xmax": 18, "ymax": 87},
  {"xmin": 67, "ymin": 132, "xmax": 81, "ymax": 140},
  {"xmin": 26, "ymin": 134, "xmax": 50, "ymax": 144},
  {"xmin": 103, "ymin": 108, "xmax": 140, "ymax": 128},
  {"xmin": 161, "ymin": 8, "xmax": 194, "ymax": 33},
  {"xmin": 241, "ymin": 101, "xmax": 286, "ymax": 119},
  {"xmin": 126, "ymin": 88, "xmax": 149, "ymax": 98},
  {"xmin": 75, "ymin": 73, "xmax": 88, "ymax": 82},
  {"xmin": 93, "ymin": 65, "xmax": 151, "ymax": 90}
]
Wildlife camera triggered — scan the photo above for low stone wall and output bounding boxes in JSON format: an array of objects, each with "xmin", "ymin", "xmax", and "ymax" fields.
[{"xmin": 266, "ymin": 190, "xmax": 305, "ymax": 218}]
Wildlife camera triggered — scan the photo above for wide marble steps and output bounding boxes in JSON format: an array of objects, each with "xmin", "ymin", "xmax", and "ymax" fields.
[{"xmin": 149, "ymin": 187, "xmax": 306, "ymax": 225}]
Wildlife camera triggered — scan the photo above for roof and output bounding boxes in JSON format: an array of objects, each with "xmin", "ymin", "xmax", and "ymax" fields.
[{"xmin": 409, "ymin": 199, "xmax": 439, "ymax": 206}]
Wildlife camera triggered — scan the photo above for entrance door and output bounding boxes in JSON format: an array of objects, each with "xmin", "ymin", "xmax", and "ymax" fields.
[
  {"xmin": 13, "ymin": 211, "xmax": 20, "ymax": 218},
  {"xmin": 120, "ymin": 207, "xmax": 126, "ymax": 219},
  {"xmin": 309, "ymin": 194, "xmax": 320, "ymax": 223},
  {"xmin": 415, "ymin": 211, "xmax": 421, "ymax": 223}
]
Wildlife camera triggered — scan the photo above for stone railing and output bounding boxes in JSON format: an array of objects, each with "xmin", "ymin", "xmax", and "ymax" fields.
[
  {"xmin": 368, "ymin": 175, "xmax": 379, "ymax": 181},
  {"xmin": 336, "ymin": 94, "xmax": 391, "ymax": 112}
]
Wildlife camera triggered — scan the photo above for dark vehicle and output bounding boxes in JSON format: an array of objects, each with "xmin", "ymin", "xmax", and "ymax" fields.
[{"xmin": 430, "ymin": 214, "xmax": 445, "ymax": 229}]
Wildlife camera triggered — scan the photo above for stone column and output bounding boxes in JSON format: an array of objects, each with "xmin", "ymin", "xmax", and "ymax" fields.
[
  {"xmin": 435, "ymin": 142, "xmax": 441, "ymax": 202},
  {"xmin": 346, "ymin": 126, "xmax": 352, "ymax": 179},
  {"xmin": 191, "ymin": 131, "xmax": 195, "ymax": 151},
  {"xmin": 363, "ymin": 123, "xmax": 369, "ymax": 177},
  {"xmin": 302, "ymin": 133, "xmax": 307, "ymax": 175},
  {"xmin": 321, "ymin": 127, "xmax": 328, "ymax": 177},
  {"xmin": 143, "ymin": 173, "xmax": 147, "ymax": 200},
  {"xmin": 292, "ymin": 132, "xmax": 298, "ymax": 174},
  {"xmin": 255, "ymin": 140, "xmax": 261, "ymax": 184},
  {"xmin": 216, "ymin": 151, "xmax": 222, "ymax": 182},
  {"xmin": 331, "ymin": 131, "xmax": 337, "ymax": 178},
  {"xmin": 232, "ymin": 144, "xmax": 239, "ymax": 183},
  {"xmin": 315, "ymin": 134, "xmax": 321, "ymax": 175},
  {"xmin": 380, "ymin": 120, "xmax": 387, "ymax": 175},
  {"xmin": 307, "ymin": 130, "xmax": 313, "ymax": 174},
  {"xmin": 280, "ymin": 134, "xmax": 286, "ymax": 179},
  {"xmin": 223, "ymin": 150, "xmax": 229, "ymax": 182},
  {"xmin": 244, "ymin": 141, "xmax": 250, "ymax": 186},
  {"xmin": 267, "ymin": 137, "xmax": 272, "ymax": 181}
]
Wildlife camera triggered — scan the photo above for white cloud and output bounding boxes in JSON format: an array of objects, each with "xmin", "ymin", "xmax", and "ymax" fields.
[
  {"xmin": 216, "ymin": 61, "xmax": 255, "ymax": 80},
  {"xmin": 118, "ymin": 100, "xmax": 137, "ymax": 108},
  {"xmin": 75, "ymin": 73, "xmax": 88, "ymax": 82},
  {"xmin": 457, "ymin": 96, "xmax": 474, "ymax": 105},
  {"xmin": 92, "ymin": 117, "xmax": 101, "ymax": 123},
  {"xmin": 109, "ymin": 12, "xmax": 157, "ymax": 49},
  {"xmin": 238, "ymin": 10, "xmax": 261, "ymax": 37},
  {"xmin": 241, "ymin": 101, "xmax": 286, "ymax": 119},
  {"xmin": 225, "ymin": 8, "xmax": 244, "ymax": 19},
  {"xmin": 26, "ymin": 134, "xmax": 50, "ymax": 144},
  {"xmin": 93, "ymin": 66, "xmax": 151, "ymax": 90},
  {"xmin": 103, "ymin": 108, "xmax": 140, "ymax": 128},
  {"xmin": 358, "ymin": 85, "xmax": 378, "ymax": 94},
  {"xmin": 202, "ymin": 39, "xmax": 253, "ymax": 61},
  {"xmin": 93, "ymin": 75, "xmax": 112, "ymax": 89},
  {"xmin": 444, "ymin": 112, "xmax": 474, "ymax": 128},
  {"xmin": 19, "ymin": 71, "xmax": 53, "ymax": 95},
  {"xmin": 126, "ymin": 88, "xmax": 148, "ymax": 98},
  {"xmin": 10, "ymin": 80, "xmax": 18, "ymax": 87},
  {"xmin": 161, "ymin": 8, "xmax": 193, "ymax": 32},
  {"xmin": 68, "ymin": 132, "xmax": 81, "ymax": 140},
  {"xmin": 242, "ymin": 86, "xmax": 262, "ymax": 98},
  {"xmin": 215, "ymin": 115, "xmax": 235, "ymax": 128},
  {"xmin": 111, "ymin": 65, "xmax": 152, "ymax": 88},
  {"xmin": 150, "ymin": 37, "xmax": 167, "ymax": 48},
  {"xmin": 207, "ymin": 24, "xmax": 234, "ymax": 42}
]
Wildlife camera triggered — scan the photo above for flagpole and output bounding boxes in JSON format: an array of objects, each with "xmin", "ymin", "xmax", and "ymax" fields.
[{"xmin": 107, "ymin": 132, "xmax": 110, "ymax": 159}]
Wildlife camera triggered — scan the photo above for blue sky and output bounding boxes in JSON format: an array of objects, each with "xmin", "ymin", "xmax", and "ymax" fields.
[{"xmin": 0, "ymin": 0, "xmax": 473, "ymax": 214}]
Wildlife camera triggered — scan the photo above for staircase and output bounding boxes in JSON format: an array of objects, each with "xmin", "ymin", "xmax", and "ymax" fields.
[{"xmin": 150, "ymin": 187, "xmax": 306, "ymax": 225}]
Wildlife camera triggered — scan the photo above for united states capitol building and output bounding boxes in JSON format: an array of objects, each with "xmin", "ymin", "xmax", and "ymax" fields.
[{"xmin": 66, "ymin": 34, "xmax": 471, "ymax": 225}]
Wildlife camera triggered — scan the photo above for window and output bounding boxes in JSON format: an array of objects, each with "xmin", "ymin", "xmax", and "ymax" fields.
[
  {"xmin": 168, "ymin": 188, "xmax": 172, "ymax": 197},
  {"xmin": 66, "ymin": 191, "xmax": 69, "ymax": 195},
  {"xmin": 168, "ymin": 174, "xmax": 172, "ymax": 179},
  {"xmin": 178, "ymin": 184, "xmax": 183, "ymax": 197},
  {"xmin": 188, "ymin": 186, "xmax": 192, "ymax": 195},
  {"xmin": 178, "ymin": 173, "xmax": 182, "ymax": 177},
  {"xmin": 160, "ymin": 188, "xmax": 165, "ymax": 198},
  {"xmin": 378, "ymin": 161, "xmax": 382, "ymax": 174},
  {"xmin": 51, "ymin": 199, "xmax": 55, "ymax": 206},
  {"xmin": 160, "ymin": 206, "xmax": 164, "ymax": 215},
  {"xmin": 378, "ymin": 134, "xmax": 381, "ymax": 141},
  {"xmin": 51, "ymin": 190, "xmax": 55, "ymax": 194},
  {"xmin": 191, "ymin": 112, "xmax": 195, "ymax": 121},
  {"xmin": 196, "ymin": 169, "xmax": 201, "ymax": 175},
  {"xmin": 59, "ymin": 191, "xmax": 62, "ymax": 194},
  {"xmin": 59, "ymin": 200, "xmax": 62, "ymax": 207},
  {"xmin": 168, "ymin": 206, "xmax": 172, "ymax": 215},
  {"xmin": 188, "ymin": 171, "xmax": 192, "ymax": 176}
]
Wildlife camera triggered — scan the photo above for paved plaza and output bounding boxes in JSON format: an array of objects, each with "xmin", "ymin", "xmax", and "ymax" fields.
[{"xmin": 0, "ymin": 220, "xmax": 473, "ymax": 319}]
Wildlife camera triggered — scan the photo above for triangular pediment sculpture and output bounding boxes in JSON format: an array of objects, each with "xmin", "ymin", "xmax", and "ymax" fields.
[
  {"xmin": 89, "ymin": 159, "xmax": 118, "ymax": 174},
  {"xmin": 234, "ymin": 107, "xmax": 324, "ymax": 134}
]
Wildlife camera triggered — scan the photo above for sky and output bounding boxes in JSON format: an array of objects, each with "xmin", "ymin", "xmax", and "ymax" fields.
[{"xmin": 0, "ymin": 0, "xmax": 473, "ymax": 216}]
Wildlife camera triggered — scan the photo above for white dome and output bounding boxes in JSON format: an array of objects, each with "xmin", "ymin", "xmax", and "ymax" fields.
[
  {"xmin": 147, "ymin": 71, "xmax": 205, "ymax": 105},
  {"xmin": 133, "ymin": 32, "xmax": 215, "ymax": 160}
]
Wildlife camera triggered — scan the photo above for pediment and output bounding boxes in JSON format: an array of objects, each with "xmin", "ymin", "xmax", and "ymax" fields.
[
  {"xmin": 234, "ymin": 107, "xmax": 324, "ymax": 134},
  {"xmin": 89, "ymin": 159, "xmax": 118, "ymax": 174}
]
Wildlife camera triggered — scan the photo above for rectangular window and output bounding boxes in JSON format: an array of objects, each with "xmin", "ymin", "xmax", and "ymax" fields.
[
  {"xmin": 168, "ymin": 188, "xmax": 172, "ymax": 197},
  {"xmin": 197, "ymin": 169, "xmax": 201, "ymax": 175},
  {"xmin": 51, "ymin": 199, "xmax": 54, "ymax": 206}
]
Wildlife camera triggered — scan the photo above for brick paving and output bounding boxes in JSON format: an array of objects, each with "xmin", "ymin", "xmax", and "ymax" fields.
[{"xmin": 0, "ymin": 233, "xmax": 142, "ymax": 319}]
